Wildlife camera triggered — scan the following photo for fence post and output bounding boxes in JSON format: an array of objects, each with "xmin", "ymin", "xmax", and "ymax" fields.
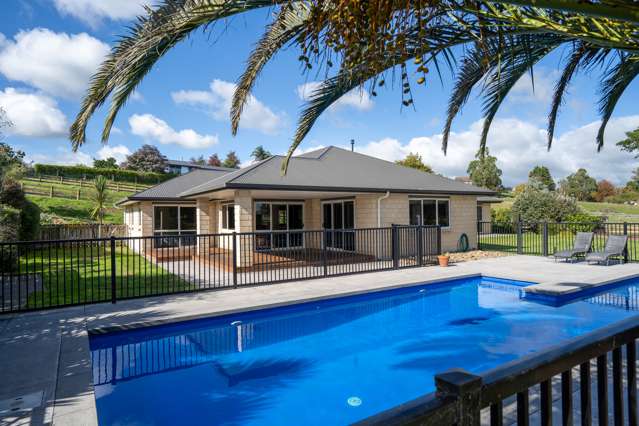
[
  {"xmin": 477, "ymin": 221, "xmax": 482, "ymax": 251},
  {"xmin": 322, "ymin": 229, "xmax": 328, "ymax": 276},
  {"xmin": 110, "ymin": 236, "xmax": 117, "ymax": 304},
  {"xmin": 232, "ymin": 232, "xmax": 238, "ymax": 287},
  {"xmin": 417, "ymin": 226, "xmax": 423, "ymax": 266},
  {"xmin": 437, "ymin": 225, "xmax": 442, "ymax": 255},
  {"xmin": 516, "ymin": 221, "xmax": 523, "ymax": 255},
  {"xmin": 624, "ymin": 222, "xmax": 629, "ymax": 263},
  {"xmin": 392, "ymin": 225, "xmax": 399, "ymax": 269},
  {"xmin": 49, "ymin": 185, "xmax": 54, "ymax": 198},
  {"xmin": 542, "ymin": 222, "xmax": 549, "ymax": 257},
  {"xmin": 435, "ymin": 369, "xmax": 482, "ymax": 426}
]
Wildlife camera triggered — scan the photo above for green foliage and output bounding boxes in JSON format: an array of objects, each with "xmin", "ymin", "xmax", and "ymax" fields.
[
  {"xmin": 0, "ymin": 204, "xmax": 20, "ymax": 272},
  {"xmin": 563, "ymin": 211, "xmax": 604, "ymax": 232},
  {"xmin": 0, "ymin": 142, "xmax": 24, "ymax": 173},
  {"xmin": 123, "ymin": 144, "xmax": 168, "ymax": 173},
  {"xmin": 467, "ymin": 148, "xmax": 502, "ymax": 190},
  {"xmin": 626, "ymin": 168, "xmax": 639, "ymax": 192},
  {"xmin": 190, "ymin": 155, "xmax": 206, "ymax": 165},
  {"xmin": 93, "ymin": 157, "xmax": 118, "ymax": 169},
  {"xmin": 528, "ymin": 165, "xmax": 555, "ymax": 191},
  {"xmin": 616, "ymin": 127, "xmax": 639, "ymax": 157},
  {"xmin": 492, "ymin": 208, "xmax": 515, "ymax": 232},
  {"xmin": 0, "ymin": 178, "xmax": 26, "ymax": 207},
  {"xmin": 605, "ymin": 190, "xmax": 639, "ymax": 204},
  {"xmin": 223, "ymin": 151, "xmax": 241, "ymax": 168},
  {"xmin": 19, "ymin": 201, "xmax": 40, "ymax": 241},
  {"xmin": 91, "ymin": 176, "xmax": 109, "ymax": 236},
  {"xmin": 395, "ymin": 152, "xmax": 434, "ymax": 173},
  {"xmin": 559, "ymin": 168, "xmax": 597, "ymax": 201},
  {"xmin": 511, "ymin": 186, "xmax": 580, "ymax": 223},
  {"xmin": 33, "ymin": 163, "xmax": 171, "ymax": 185},
  {"xmin": 251, "ymin": 145, "xmax": 272, "ymax": 161}
]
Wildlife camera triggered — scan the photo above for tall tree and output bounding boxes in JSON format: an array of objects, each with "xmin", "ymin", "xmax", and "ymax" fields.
[
  {"xmin": 528, "ymin": 166, "xmax": 555, "ymax": 191},
  {"xmin": 616, "ymin": 127, "xmax": 639, "ymax": 157},
  {"xmin": 122, "ymin": 144, "xmax": 167, "ymax": 173},
  {"xmin": 467, "ymin": 148, "xmax": 503, "ymax": 191},
  {"xmin": 93, "ymin": 157, "xmax": 118, "ymax": 169},
  {"xmin": 91, "ymin": 175, "xmax": 108, "ymax": 238},
  {"xmin": 251, "ymin": 145, "xmax": 272, "ymax": 162},
  {"xmin": 395, "ymin": 153, "xmax": 433, "ymax": 173},
  {"xmin": 208, "ymin": 153, "xmax": 222, "ymax": 167},
  {"xmin": 190, "ymin": 155, "xmax": 206, "ymax": 165},
  {"xmin": 0, "ymin": 142, "xmax": 25, "ymax": 174},
  {"xmin": 222, "ymin": 151, "xmax": 241, "ymax": 169},
  {"xmin": 626, "ymin": 168, "xmax": 639, "ymax": 192},
  {"xmin": 559, "ymin": 168, "xmax": 598, "ymax": 201},
  {"xmin": 70, "ymin": 1, "xmax": 639, "ymax": 175},
  {"xmin": 594, "ymin": 179, "xmax": 616, "ymax": 201}
]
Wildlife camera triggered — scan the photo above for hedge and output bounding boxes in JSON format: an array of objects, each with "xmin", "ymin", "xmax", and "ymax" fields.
[{"xmin": 32, "ymin": 164, "xmax": 175, "ymax": 185}]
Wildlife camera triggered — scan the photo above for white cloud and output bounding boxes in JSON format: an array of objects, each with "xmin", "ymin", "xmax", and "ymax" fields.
[
  {"xmin": 0, "ymin": 28, "xmax": 110, "ymax": 99},
  {"xmin": 129, "ymin": 113, "xmax": 219, "ymax": 149},
  {"xmin": 52, "ymin": 0, "xmax": 150, "ymax": 26},
  {"xmin": 340, "ymin": 116, "xmax": 639, "ymax": 187},
  {"xmin": 171, "ymin": 79, "xmax": 285, "ymax": 135},
  {"xmin": 97, "ymin": 144, "xmax": 131, "ymax": 163},
  {"xmin": 296, "ymin": 82, "xmax": 374, "ymax": 112},
  {"xmin": 0, "ymin": 88, "xmax": 67, "ymax": 137},
  {"xmin": 26, "ymin": 147, "xmax": 92, "ymax": 166}
]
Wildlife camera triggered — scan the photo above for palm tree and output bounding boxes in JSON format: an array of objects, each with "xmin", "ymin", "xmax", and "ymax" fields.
[
  {"xmin": 91, "ymin": 175, "xmax": 108, "ymax": 238},
  {"xmin": 251, "ymin": 145, "xmax": 272, "ymax": 162},
  {"xmin": 70, "ymin": 1, "xmax": 639, "ymax": 173}
]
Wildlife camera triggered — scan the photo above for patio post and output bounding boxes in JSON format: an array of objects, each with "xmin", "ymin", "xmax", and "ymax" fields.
[{"xmin": 435, "ymin": 369, "xmax": 482, "ymax": 426}]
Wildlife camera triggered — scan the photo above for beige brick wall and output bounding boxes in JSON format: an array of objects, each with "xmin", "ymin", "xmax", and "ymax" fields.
[
  {"xmin": 441, "ymin": 195, "xmax": 478, "ymax": 252},
  {"xmin": 196, "ymin": 198, "xmax": 211, "ymax": 255},
  {"xmin": 234, "ymin": 190, "xmax": 253, "ymax": 266}
]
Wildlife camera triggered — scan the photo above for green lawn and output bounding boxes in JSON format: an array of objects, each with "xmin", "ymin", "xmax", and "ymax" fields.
[
  {"xmin": 28, "ymin": 195, "xmax": 124, "ymax": 224},
  {"xmin": 17, "ymin": 245, "xmax": 192, "ymax": 309},
  {"xmin": 494, "ymin": 199, "xmax": 639, "ymax": 223}
]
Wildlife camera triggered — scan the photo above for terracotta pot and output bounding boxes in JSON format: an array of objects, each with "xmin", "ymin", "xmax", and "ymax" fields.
[{"xmin": 438, "ymin": 255, "xmax": 450, "ymax": 267}]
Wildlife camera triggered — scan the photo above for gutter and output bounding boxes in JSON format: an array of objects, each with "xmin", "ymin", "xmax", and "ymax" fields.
[{"xmin": 377, "ymin": 191, "xmax": 391, "ymax": 227}]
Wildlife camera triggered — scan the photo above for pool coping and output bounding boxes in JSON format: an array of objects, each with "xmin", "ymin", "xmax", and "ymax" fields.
[{"xmin": 11, "ymin": 256, "xmax": 639, "ymax": 425}]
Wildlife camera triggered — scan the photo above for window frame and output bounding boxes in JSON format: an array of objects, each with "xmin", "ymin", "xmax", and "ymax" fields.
[
  {"xmin": 408, "ymin": 198, "xmax": 451, "ymax": 229},
  {"xmin": 221, "ymin": 203, "xmax": 235, "ymax": 231},
  {"xmin": 153, "ymin": 205, "xmax": 197, "ymax": 234},
  {"xmin": 253, "ymin": 201, "xmax": 305, "ymax": 250}
]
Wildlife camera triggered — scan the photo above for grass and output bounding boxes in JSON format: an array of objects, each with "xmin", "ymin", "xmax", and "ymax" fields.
[
  {"xmin": 18, "ymin": 245, "xmax": 191, "ymax": 309},
  {"xmin": 494, "ymin": 198, "xmax": 639, "ymax": 223},
  {"xmin": 28, "ymin": 195, "xmax": 124, "ymax": 224}
]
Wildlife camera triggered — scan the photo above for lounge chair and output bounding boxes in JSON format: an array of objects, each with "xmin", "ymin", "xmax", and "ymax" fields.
[
  {"xmin": 553, "ymin": 232, "xmax": 593, "ymax": 262},
  {"xmin": 585, "ymin": 235, "xmax": 628, "ymax": 265}
]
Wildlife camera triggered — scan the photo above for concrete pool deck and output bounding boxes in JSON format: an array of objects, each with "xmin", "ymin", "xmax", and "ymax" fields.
[{"xmin": 2, "ymin": 255, "xmax": 639, "ymax": 425}]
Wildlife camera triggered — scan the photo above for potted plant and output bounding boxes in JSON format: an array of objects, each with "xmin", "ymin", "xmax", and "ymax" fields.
[{"xmin": 438, "ymin": 252, "xmax": 451, "ymax": 267}]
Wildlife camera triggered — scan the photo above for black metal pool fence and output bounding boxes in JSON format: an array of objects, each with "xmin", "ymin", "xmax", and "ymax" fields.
[
  {"xmin": 0, "ymin": 225, "xmax": 440, "ymax": 313},
  {"xmin": 478, "ymin": 221, "xmax": 639, "ymax": 261}
]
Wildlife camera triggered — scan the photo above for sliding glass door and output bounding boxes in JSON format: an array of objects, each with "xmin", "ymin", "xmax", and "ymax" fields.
[
  {"xmin": 254, "ymin": 202, "xmax": 304, "ymax": 250},
  {"xmin": 322, "ymin": 200, "xmax": 355, "ymax": 251}
]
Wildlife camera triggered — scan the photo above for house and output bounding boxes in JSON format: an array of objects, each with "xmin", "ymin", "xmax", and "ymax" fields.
[
  {"xmin": 119, "ymin": 146, "xmax": 494, "ymax": 265},
  {"xmin": 165, "ymin": 159, "xmax": 235, "ymax": 175}
]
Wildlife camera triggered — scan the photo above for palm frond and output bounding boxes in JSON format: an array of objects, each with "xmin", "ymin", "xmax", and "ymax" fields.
[{"xmin": 596, "ymin": 54, "xmax": 639, "ymax": 150}]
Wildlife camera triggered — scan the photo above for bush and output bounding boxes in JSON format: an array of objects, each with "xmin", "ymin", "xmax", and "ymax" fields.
[
  {"xmin": 0, "ymin": 178, "xmax": 26, "ymax": 207},
  {"xmin": 604, "ymin": 190, "xmax": 639, "ymax": 204},
  {"xmin": 492, "ymin": 207, "xmax": 515, "ymax": 232},
  {"xmin": 0, "ymin": 204, "xmax": 20, "ymax": 272},
  {"xmin": 563, "ymin": 212, "xmax": 604, "ymax": 233},
  {"xmin": 19, "ymin": 200, "xmax": 40, "ymax": 241},
  {"xmin": 32, "ymin": 164, "xmax": 174, "ymax": 185},
  {"xmin": 511, "ymin": 187, "xmax": 579, "ymax": 223}
]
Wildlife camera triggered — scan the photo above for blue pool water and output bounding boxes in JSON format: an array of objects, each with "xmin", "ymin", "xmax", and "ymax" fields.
[{"xmin": 90, "ymin": 276, "xmax": 639, "ymax": 425}]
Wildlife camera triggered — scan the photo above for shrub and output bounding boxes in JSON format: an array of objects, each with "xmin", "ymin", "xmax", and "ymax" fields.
[
  {"xmin": 19, "ymin": 200, "xmax": 40, "ymax": 241},
  {"xmin": 491, "ymin": 207, "xmax": 515, "ymax": 232},
  {"xmin": 0, "ymin": 178, "xmax": 26, "ymax": 206},
  {"xmin": 33, "ymin": 164, "xmax": 174, "ymax": 185},
  {"xmin": 605, "ymin": 190, "xmax": 639, "ymax": 204},
  {"xmin": 511, "ymin": 187, "xmax": 579, "ymax": 223},
  {"xmin": 563, "ymin": 212, "xmax": 604, "ymax": 233},
  {"xmin": 0, "ymin": 204, "xmax": 20, "ymax": 272}
]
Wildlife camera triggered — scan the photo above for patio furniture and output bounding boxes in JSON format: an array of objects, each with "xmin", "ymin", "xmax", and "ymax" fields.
[
  {"xmin": 553, "ymin": 232, "xmax": 593, "ymax": 262},
  {"xmin": 585, "ymin": 235, "xmax": 628, "ymax": 265}
]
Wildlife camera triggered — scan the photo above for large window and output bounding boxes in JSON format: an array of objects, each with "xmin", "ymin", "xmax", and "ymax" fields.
[
  {"xmin": 322, "ymin": 200, "xmax": 355, "ymax": 250},
  {"xmin": 409, "ymin": 198, "xmax": 450, "ymax": 227},
  {"xmin": 153, "ymin": 205, "xmax": 197, "ymax": 247},
  {"xmin": 254, "ymin": 202, "xmax": 304, "ymax": 250},
  {"xmin": 221, "ymin": 204, "xmax": 235, "ymax": 230}
]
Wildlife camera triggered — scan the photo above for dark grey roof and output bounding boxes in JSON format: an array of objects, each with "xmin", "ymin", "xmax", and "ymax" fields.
[
  {"xmin": 180, "ymin": 146, "xmax": 495, "ymax": 197},
  {"xmin": 119, "ymin": 169, "xmax": 232, "ymax": 204},
  {"xmin": 166, "ymin": 159, "xmax": 236, "ymax": 172}
]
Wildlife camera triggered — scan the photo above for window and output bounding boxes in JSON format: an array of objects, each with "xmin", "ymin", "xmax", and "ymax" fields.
[
  {"xmin": 322, "ymin": 200, "xmax": 355, "ymax": 251},
  {"xmin": 409, "ymin": 199, "xmax": 450, "ymax": 227},
  {"xmin": 222, "ymin": 204, "xmax": 235, "ymax": 230},
  {"xmin": 153, "ymin": 205, "xmax": 196, "ymax": 247},
  {"xmin": 253, "ymin": 202, "xmax": 305, "ymax": 249}
]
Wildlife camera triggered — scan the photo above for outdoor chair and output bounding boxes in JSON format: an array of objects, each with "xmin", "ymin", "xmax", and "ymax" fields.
[
  {"xmin": 553, "ymin": 232, "xmax": 593, "ymax": 263},
  {"xmin": 585, "ymin": 235, "xmax": 628, "ymax": 265}
]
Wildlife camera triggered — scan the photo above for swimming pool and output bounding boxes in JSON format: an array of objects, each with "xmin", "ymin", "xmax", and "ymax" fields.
[{"xmin": 89, "ymin": 276, "xmax": 639, "ymax": 425}]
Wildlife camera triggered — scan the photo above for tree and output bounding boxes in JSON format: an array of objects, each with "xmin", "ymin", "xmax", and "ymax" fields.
[
  {"xmin": 93, "ymin": 157, "xmax": 118, "ymax": 169},
  {"xmin": 594, "ymin": 179, "xmax": 616, "ymax": 202},
  {"xmin": 559, "ymin": 169, "xmax": 597, "ymax": 201},
  {"xmin": 122, "ymin": 144, "xmax": 167, "ymax": 173},
  {"xmin": 626, "ymin": 168, "xmax": 639, "ymax": 192},
  {"xmin": 190, "ymin": 155, "xmax": 206, "ymax": 165},
  {"xmin": 395, "ymin": 153, "xmax": 433, "ymax": 173},
  {"xmin": 528, "ymin": 166, "xmax": 555, "ymax": 191},
  {"xmin": 251, "ymin": 145, "xmax": 272, "ymax": 162},
  {"xmin": 70, "ymin": 1, "xmax": 639, "ymax": 176},
  {"xmin": 222, "ymin": 151, "xmax": 241, "ymax": 169},
  {"xmin": 466, "ymin": 148, "xmax": 502, "ymax": 191},
  {"xmin": 511, "ymin": 186, "xmax": 579, "ymax": 223},
  {"xmin": 91, "ymin": 175, "xmax": 108, "ymax": 238},
  {"xmin": 0, "ymin": 142, "xmax": 25, "ymax": 176},
  {"xmin": 208, "ymin": 153, "xmax": 222, "ymax": 167},
  {"xmin": 616, "ymin": 127, "xmax": 639, "ymax": 157}
]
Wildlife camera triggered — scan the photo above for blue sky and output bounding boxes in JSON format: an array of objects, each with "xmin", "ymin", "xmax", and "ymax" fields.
[{"xmin": 1, "ymin": 0, "xmax": 638, "ymax": 186}]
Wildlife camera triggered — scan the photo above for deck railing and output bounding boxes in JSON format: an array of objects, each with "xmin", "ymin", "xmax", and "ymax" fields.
[
  {"xmin": 0, "ymin": 225, "xmax": 440, "ymax": 313},
  {"xmin": 478, "ymin": 221, "xmax": 639, "ymax": 262},
  {"xmin": 358, "ymin": 314, "xmax": 639, "ymax": 426}
]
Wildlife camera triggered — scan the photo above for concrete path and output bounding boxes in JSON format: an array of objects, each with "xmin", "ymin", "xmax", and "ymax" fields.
[{"xmin": 1, "ymin": 255, "xmax": 639, "ymax": 425}]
